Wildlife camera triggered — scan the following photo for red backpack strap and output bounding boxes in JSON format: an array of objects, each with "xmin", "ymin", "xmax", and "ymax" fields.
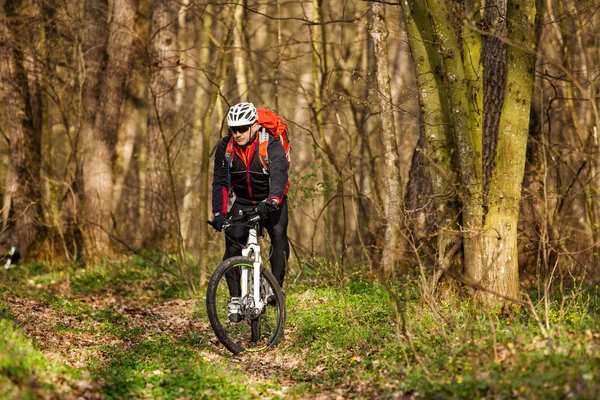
[
  {"xmin": 258, "ymin": 128, "xmax": 270, "ymax": 174},
  {"xmin": 225, "ymin": 137, "xmax": 236, "ymax": 163},
  {"xmin": 225, "ymin": 137, "xmax": 236, "ymax": 190}
]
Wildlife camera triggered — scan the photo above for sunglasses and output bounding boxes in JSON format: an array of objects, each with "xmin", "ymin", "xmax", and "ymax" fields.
[{"xmin": 231, "ymin": 124, "xmax": 252, "ymax": 133}]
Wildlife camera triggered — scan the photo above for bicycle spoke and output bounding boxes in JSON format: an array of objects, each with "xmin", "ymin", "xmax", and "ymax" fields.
[{"xmin": 206, "ymin": 256, "xmax": 286, "ymax": 354}]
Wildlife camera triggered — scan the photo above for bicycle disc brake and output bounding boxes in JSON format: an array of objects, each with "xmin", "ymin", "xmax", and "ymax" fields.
[{"xmin": 241, "ymin": 294, "xmax": 262, "ymax": 320}]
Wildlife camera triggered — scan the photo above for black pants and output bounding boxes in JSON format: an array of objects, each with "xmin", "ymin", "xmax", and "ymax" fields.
[{"xmin": 224, "ymin": 198, "xmax": 289, "ymax": 297}]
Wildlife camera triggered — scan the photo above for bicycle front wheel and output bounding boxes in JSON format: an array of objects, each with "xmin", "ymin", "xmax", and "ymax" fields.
[{"xmin": 206, "ymin": 256, "xmax": 286, "ymax": 354}]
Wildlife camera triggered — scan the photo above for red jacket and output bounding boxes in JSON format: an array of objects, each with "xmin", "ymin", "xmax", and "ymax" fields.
[{"xmin": 211, "ymin": 134, "xmax": 289, "ymax": 215}]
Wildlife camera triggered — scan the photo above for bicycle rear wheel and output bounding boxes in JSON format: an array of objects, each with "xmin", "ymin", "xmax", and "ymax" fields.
[{"xmin": 206, "ymin": 256, "xmax": 286, "ymax": 354}]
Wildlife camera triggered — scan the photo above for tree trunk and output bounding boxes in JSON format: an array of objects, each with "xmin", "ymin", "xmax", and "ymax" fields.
[
  {"xmin": 400, "ymin": 0, "xmax": 455, "ymax": 229},
  {"xmin": 196, "ymin": 6, "xmax": 233, "ymax": 288},
  {"xmin": 480, "ymin": 0, "xmax": 536, "ymax": 302},
  {"xmin": 482, "ymin": 0, "xmax": 508, "ymax": 197},
  {"xmin": 370, "ymin": 1, "xmax": 403, "ymax": 276},
  {"xmin": 97, "ymin": 0, "xmax": 139, "ymax": 157},
  {"xmin": 176, "ymin": 0, "xmax": 194, "ymax": 248},
  {"xmin": 339, "ymin": 13, "xmax": 379, "ymax": 265},
  {"xmin": 80, "ymin": 0, "xmax": 111, "ymax": 258},
  {"xmin": 311, "ymin": 0, "xmax": 334, "ymax": 258},
  {"xmin": 0, "ymin": 1, "xmax": 43, "ymax": 259},
  {"xmin": 424, "ymin": 0, "xmax": 485, "ymax": 286},
  {"xmin": 114, "ymin": 0, "xmax": 150, "ymax": 247},
  {"xmin": 80, "ymin": 0, "xmax": 138, "ymax": 259},
  {"xmin": 113, "ymin": 80, "xmax": 145, "ymax": 240},
  {"xmin": 400, "ymin": 0, "xmax": 462, "ymax": 296},
  {"xmin": 144, "ymin": 0, "xmax": 179, "ymax": 249},
  {"xmin": 403, "ymin": 0, "xmax": 535, "ymax": 305},
  {"xmin": 1, "ymin": 158, "xmax": 15, "ymax": 232},
  {"xmin": 233, "ymin": 0, "xmax": 248, "ymax": 101},
  {"xmin": 556, "ymin": 0, "xmax": 600, "ymax": 273},
  {"xmin": 274, "ymin": 0, "xmax": 282, "ymax": 111}
]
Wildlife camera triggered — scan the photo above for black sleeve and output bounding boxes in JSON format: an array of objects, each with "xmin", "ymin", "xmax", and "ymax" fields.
[
  {"xmin": 212, "ymin": 136, "xmax": 230, "ymax": 215},
  {"xmin": 266, "ymin": 137, "xmax": 289, "ymax": 202}
]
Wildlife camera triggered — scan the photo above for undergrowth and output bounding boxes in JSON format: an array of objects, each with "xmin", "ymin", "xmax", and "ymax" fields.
[
  {"xmin": 0, "ymin": 257, "xmax": 598, "ymax": 399},
  {"xmin": 0, "ymin": 310, "xmax": 77, "ymax": 399}
]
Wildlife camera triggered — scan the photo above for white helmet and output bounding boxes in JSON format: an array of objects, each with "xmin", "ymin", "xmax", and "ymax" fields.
[{"xmin": 227, "ymin": 102, "xmax": 258, "ymax": 127}]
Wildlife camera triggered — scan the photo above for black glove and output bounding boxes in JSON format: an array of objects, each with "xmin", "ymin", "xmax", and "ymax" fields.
[
  {"xmin": 210, "ymin": 213, "xmax": 226, "ymax": 232},
  {"xmin": 257, "ymin": 199, "xmax": 278, "ymax": 220}
]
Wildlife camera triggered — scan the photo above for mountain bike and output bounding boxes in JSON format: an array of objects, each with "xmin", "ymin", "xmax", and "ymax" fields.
[{"xmin": 206, "ymin": 208, "xmax": 286, "ymax": 354}]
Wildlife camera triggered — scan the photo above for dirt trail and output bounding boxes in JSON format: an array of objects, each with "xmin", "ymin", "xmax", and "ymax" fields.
[{"xmin": 4, "ymin": 292, "xmax": 312, "ymax": 399}]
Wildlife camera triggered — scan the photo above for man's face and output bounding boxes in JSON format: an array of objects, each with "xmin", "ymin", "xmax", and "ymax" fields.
[{"xmin": 231, "ymin": 122, "xmax": 258, "ymax": 146}]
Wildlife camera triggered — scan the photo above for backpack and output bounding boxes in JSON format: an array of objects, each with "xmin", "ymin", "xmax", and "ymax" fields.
[{"xmin": 225, "ymin": 108, "xmax": 291, "ymax": 175}]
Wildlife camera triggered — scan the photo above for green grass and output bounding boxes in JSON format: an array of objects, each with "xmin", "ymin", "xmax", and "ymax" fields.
[
  {"xmin": 1, "ymin": 258, "xmax": 599, "ymax": 399},
  {"xmin": 0, "ymin": 258, "xmax": 266, "ymax": 399},
  {"xmin": 284, "ymin": 274, "xmax": 600, "ymax": 398},
  {"xmin": 69, "ymin": 258, "xmax": 185, "ymax": 301},
  {"xmin": 0, "ymin": 313, "xmax": 77, "ymax": 399},
  {"xmin": 95, "ymin": 333, "xmax": 253, "ymax": 399}
]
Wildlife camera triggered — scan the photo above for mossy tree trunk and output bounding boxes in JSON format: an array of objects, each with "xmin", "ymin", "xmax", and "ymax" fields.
[
  {"xmin": 425, "ymin": 0, "xmax": 485, "ymax": 288},
  {"xmin": 400, "ymin": 0, "xmax": 461, "ymax": 295},
  {"xmin": 480, "ymin": 0, "xmax": 536, "ymax": 301},
  {"xmin": 399, "ymin": 0, "xmax": 536, "ymax": 304}
]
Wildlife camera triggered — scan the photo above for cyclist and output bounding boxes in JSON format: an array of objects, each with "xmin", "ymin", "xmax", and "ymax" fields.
[{"xmin": 209, "ymin": 102, "xmax": 290, "ymax": 322}]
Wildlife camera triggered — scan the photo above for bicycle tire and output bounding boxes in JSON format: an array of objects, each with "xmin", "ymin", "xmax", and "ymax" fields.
[{"xmin": 206, "ymin": 256, "xmax": 286, "ymax": 354}]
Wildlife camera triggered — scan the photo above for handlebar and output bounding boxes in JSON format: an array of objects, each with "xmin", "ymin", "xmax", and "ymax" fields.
[
  {"xmin": 206, "ymin": 208, "xmax": 261, "ymax": 231},
  {"xmin": 223, "ymin": 209, "xmax": 261, "ymax": 230}
]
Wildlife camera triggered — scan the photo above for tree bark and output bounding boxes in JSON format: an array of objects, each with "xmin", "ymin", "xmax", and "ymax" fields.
[
  {"xmin": 403, "ymin": 0, "xmax": 535, "ymax": 304},
  {"xmin": 425, "ymin": 0, "xmax": 485, "ymax": 286},
  {"xmin": 480, "ymin": 0, "xmax": 536, "ymax": 302},
  {"xmin": 233, "ymin": 0, "xmax": 248, "ymax": 101},
  {"xmin": 80, "ymin": 0, "xmax": 138, "ymax": 259},
  {"xmin": 400, "ymin": 0, "xmax": 461, "ymax": 295},
  {"xmin": 311, "ymin": 0, "xmax": 335, "ymax": 258},
  {"xmin": 1, "ymin": 157, "xmax": 16, "ymax": 232},
  {"xmin": 482, "ymin": 0, "xmax": 508, "ymax": 197},
  {"xmin": 113, "ymin": 0, "xmax": 150, "ymax": 247},
  {"xmin": 370, "ymin": 1, "xmax": 403, "ymax": 276},
  {"xmin": 0, "ymin": 1, "xmax": 43, "ymax": 259},
  {"xmin": 340, "ymin": 12, "xmax": 380, "ymax": 265},
  {"xmin": 80, "ymin": 0, "xmax": 110, "ymax": 258},
  {"xmin": 97, "ymin": 0, "xmax": 139, "ymax": 157},
  {"xmin": 144, "ymin": 0, "xmax": 179, "ymax": 248},
  {"xmin": 196, "ymin": 6, "xmax": 233, "ymax": 288}
]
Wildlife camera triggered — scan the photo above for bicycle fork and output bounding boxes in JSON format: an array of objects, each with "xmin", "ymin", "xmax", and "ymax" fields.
[{"xmin": 240, "ymin": 227, "xmax": 264, "ymax": 313}]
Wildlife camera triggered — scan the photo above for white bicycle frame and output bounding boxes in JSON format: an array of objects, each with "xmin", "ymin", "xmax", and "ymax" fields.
[{"xmin": 240, "ymin": 226, "xmax": 264, "ymax": 311}]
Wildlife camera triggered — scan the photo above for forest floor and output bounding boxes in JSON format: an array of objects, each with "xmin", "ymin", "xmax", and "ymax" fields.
[
  {"xmin": 3, "ymin": 293, "xmax": 307, "ymax": 399},
  {"xmin": 1, "ymin": 256, "xmax": 599, "ymax": 399}
]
